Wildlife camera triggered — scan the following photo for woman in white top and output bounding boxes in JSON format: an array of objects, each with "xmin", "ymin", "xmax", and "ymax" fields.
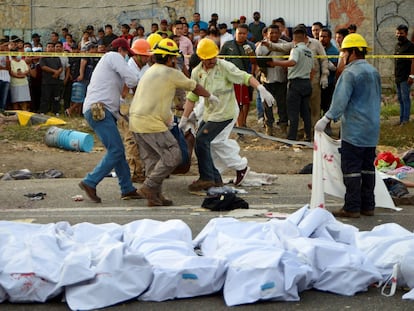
[{"xmin": 10, "ymin": 54, "xmax": 31, "ymax": 110}]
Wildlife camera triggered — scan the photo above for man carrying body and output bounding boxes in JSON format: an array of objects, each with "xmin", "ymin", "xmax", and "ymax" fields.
[
  {"xmin": 118, "ymin": 39, "xmax": 153, "ymax": 183},
  {"xmin": 179, "ymin": 38, "xmax": 275, "ymax": 191},
  {"xmin": 79, "ymin": 38, "xmax": 142, "ymax": 203},
  {"xmin": 129, "ymin": 38, "xmax": 212, "ymax": 206}
]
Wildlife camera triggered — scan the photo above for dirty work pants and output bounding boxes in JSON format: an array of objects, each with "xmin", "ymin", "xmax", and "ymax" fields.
[
  {"xmin": 118, "ymin": 117, "xmax": 144, "ymax": 180},
  {"xmin": 340, "ymin": 140, "xmax": 376, "ymax": 213},
  {"xmin": 134, "ymin": 131, "xmax": 181, "ymax": 190},
  {"xmin": 210, "ymin": 105, "xmax": 248, "ymax": 174},
  {"xmin": 195, "ymin": 100, "xmax": 247, "ymax": 174}
]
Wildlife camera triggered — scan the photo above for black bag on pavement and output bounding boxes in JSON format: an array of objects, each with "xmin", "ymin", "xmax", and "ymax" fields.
[{"xmin": 202, "ymin": 193, "xmax": 249, "ymax": 211}]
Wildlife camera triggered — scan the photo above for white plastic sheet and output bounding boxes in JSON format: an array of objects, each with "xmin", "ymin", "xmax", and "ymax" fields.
[
  {"xmin": 310, "ymin": 131, "xmax": 398, "ymax": 210},
  {"xmin": 123, "ymin": 219, "xmax": 227, "ymax": 302},
  {"xmin": 355, "ymin": 223, "xmax": 414, "ymax": 299},
  {"xmin": 0, "ymin": 221, "xmax": 94, "ymax": 303},
  {"xmin": 1, "ymin": 216, "xmax": 414, "ymax": 308}
]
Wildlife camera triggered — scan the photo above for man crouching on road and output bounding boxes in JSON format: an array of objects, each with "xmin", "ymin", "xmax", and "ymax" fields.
[{"xmin": 129, "ymin": 38, "xmax": 214, "ymax": 207}]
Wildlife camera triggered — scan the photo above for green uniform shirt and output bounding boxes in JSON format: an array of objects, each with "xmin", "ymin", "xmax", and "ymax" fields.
[{"xmin": 187, "ymin": 59, "xmax": 251, "ymax": 122}]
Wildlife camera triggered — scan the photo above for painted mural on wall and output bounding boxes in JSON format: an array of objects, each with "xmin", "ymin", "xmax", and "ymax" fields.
[
  {"xmin": 328, "ymin": 0, "xmax": 365, "ymax": 31},
  {"xmin": 373, "ymin": 0, "xmax": 414, "ymax": 81},
  {"xmin": 374, "ymin": 0, "xmax": 412, "ymax": 54},
  {"xmin": 0, "ymin": 0, "xmax": 194, "ymax": 43}
]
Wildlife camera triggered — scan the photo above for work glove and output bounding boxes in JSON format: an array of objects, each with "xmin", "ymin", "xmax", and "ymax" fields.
[
  {"xmin": 320, "ymin": 76, "xmax": 329, "ymax": 89},
  {"xmin": 315, "ymin": 115, "xmax": 330, "ymax": 132},
  {"xmin": 328, "ymin": 61, "xmax": 337, "ymax": 71},
  {"xmin": 242, "ymin": 44, "xmax": 254, "ymax": 55},
  {"xmin": 178, "ymin": 116, "xmax": 188, "ymax": 131},
  {"xmin": 188, "ymin": 111, "xmax": 197, "ymax": 124},
  {"xmin": 208, "ymin": 94, "xmax": 220, "ymax": 105},
  {"xmin": 257, "ymin": 84, "xmax": 276, "ymax": 107}
]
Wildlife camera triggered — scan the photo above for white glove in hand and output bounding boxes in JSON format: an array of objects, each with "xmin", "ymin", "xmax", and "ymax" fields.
[
  {"xmin": 178, "ymin": 116, "xmax": 188, "ymax": 131},
  {"xmin": 315, "ymin": 115, "xmax": 330, "ymax": 132},
  {"xmin": 320, "ymin": 76, "xmax": 329, "ymax": 89},
  {"xmin": 328, "ymin": 61, "xmax": 337, "ymax": 71},
  {"xmin": 208, "ymin": 94, "xmax": 220, "ymax": 105},
  {"xmin": 257, "ymin": 84, "xmax": 276, "ymax": 107},
  {"xmin": 242, "ymin": 44, "xmax": 254, "ymax": 55},
  {"xmin": 188, "ymin": 111, "xmax": 197, "ymax": 123}
]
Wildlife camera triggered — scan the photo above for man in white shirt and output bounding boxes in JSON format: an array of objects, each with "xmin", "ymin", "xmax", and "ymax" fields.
[
  {"xmin": 218, "ymin": 23, "xmax": 233, "ymax": 49},
  {"xmin": 79, "ymin": 38, "xmax": 142, "ymax": 203}
]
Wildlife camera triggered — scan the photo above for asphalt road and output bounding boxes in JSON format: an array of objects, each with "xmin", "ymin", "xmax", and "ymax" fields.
[{"xmin": 0, "ymin": 175, "xmax": 413, "ymax": 310}]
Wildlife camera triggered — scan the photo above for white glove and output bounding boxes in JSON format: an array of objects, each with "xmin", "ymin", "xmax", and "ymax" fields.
[
  {"xmin": 257, "ymin": 84, "xmax": 276, "ymax": 107},
  {"xmin": 208, "ymin": 94, "xmax": 220, "ymax": 105},
  {"xmin": 320, "ymin": 76, "xmax": 329, "ymax": 89},
  {"xmin": 328, "ymin": 61, "xmax": 337, "ymax": 71},
  {"xmin": 242, "ymin": 44, "xmax": 254, "ymax": 55},
  {"xmin": 178, "ymin": 116, "xmax": 188, "ymax": 131},
  {"xmin": 188, "ymin": 111, "xmax": 197, "ymax": 123},
  {"xmin": 315, "ymin": 115, "xmax": 330, "ymax": 132}
]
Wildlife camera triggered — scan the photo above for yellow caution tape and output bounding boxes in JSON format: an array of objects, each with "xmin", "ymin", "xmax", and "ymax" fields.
[
  {"xmin": 1, "ymin": 51, "xmax": 413, "ymax": 59},
  {"xmin": 0, "ymin": 51, "xmax": 103, "ymax": 57}
]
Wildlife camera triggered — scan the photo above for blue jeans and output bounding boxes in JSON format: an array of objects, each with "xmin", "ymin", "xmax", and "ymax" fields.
[
  {"xmin": 0, "ymin": 80, "xmax": 10, "ymax": 111},
  {"xmin": 195, "ymin": 119, "xmax": 232, "ymax": 182},
  {"xmin": 396, "ymin": 81, "xmax": 411, "ymax": 123},
  {"xmin": 340, "ymin": 141, "xmax": 376, "ymax": 213},
  {"xmin": 83, "ymin": 109, "xmax": 135, "ymax": 195}
]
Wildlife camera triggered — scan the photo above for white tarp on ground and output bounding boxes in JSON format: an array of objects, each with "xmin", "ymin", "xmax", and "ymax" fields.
[
  {"xmin": 310, "ymin": 131, "xmax": 398, "ymax": 210},
  {"xmin": 1, "ymin": 212, "xmax": 414, "ymax": 309},
  {"xmin": 123, "ymin": 219, "xmax": 227, "ymax": 302}
]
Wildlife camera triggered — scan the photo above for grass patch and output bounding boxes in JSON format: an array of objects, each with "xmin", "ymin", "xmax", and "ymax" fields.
[{"xmin": 0, "ymin": 115, "xmax": 95, "ymax": 143}]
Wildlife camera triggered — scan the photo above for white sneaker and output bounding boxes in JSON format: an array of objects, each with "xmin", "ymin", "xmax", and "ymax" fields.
[{"xmin": 257, "ymin": 117, "xmax": 264, "ymax": 126}]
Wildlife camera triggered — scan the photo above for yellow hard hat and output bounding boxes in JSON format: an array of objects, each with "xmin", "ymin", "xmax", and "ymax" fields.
[
  {"xmin": 340, "ymin": 33, "xmax": 369, "ymax": 51},
  {"xmin": 196, "ymin": 38, "xmax": 219, "ymax": 60},
  {"xmin": 152, "ymin": 38, "xmax": 180, "ymax": 56},
  {"xmin": 131, "ymin": 39, "xmax": 152, "ymax": 56},
  {"xmin": 146, "ymin": 33, "xmax": 163, "ymax": 49}
]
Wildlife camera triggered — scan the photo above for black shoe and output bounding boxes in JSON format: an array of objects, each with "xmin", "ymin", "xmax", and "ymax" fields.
[{"xmin": 234, "ymin": 166, "xmax": 250, "ymax": 186}]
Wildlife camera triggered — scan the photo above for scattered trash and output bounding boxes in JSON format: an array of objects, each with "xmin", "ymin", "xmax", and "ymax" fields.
[
  {"xmin": 71, "ymin": 195, "xmax": 84, "ymax": 201},
  {"xmin": 24, "ymin": 192, "xmax": 46, "ymax": 200},
  {"xmin": 1, "ymin": 168, "xmax": 64, "ymax": 180}
]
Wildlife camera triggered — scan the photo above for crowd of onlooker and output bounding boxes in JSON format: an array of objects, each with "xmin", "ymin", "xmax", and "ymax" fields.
[{"xmin": 1, "ymin": 11, "xmax": 411, "ymax": 121}]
